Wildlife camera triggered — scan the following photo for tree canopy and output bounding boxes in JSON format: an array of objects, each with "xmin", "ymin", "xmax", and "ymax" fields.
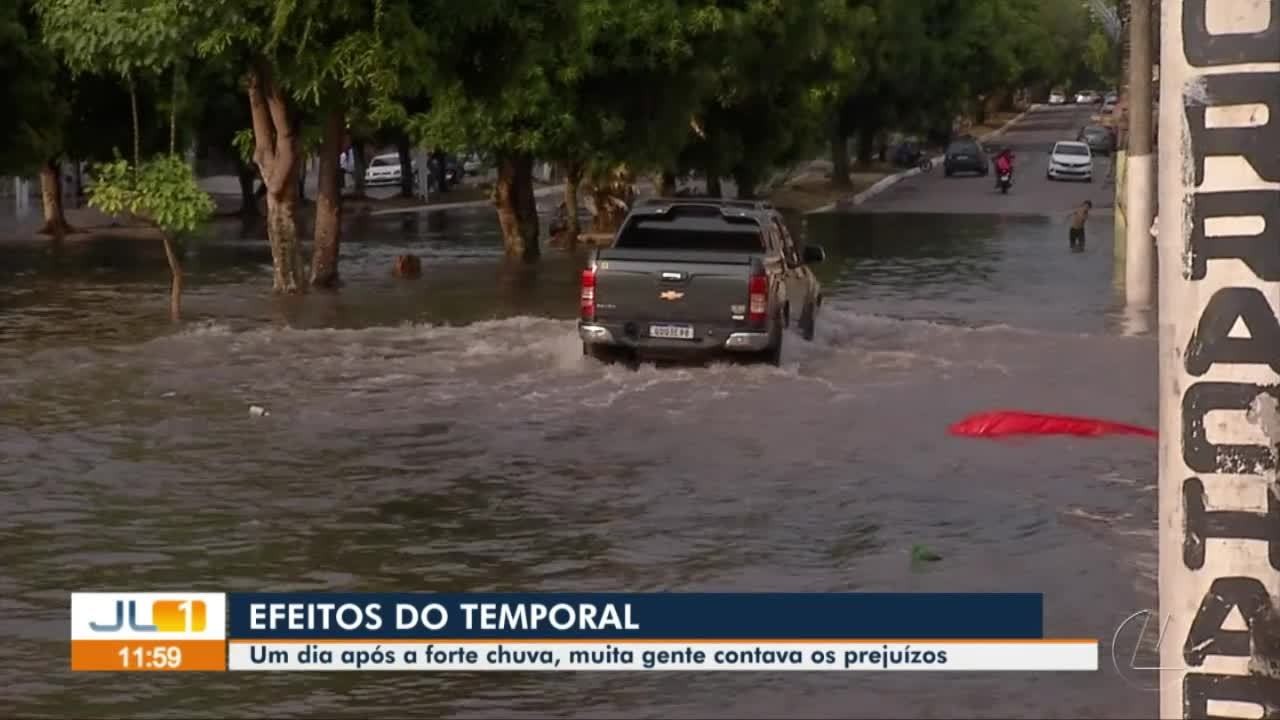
[
  {"xmin": 7, "ymin": 0, "xmax": 1118, "ymax": 283},
  {"xmin": 0, "ymin": 0, "xmax": 65, "ymax": 174}
]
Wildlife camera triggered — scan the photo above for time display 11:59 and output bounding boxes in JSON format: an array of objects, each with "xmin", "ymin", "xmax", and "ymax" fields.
[{"xmin": 117, "ymin": 645, "xmax": 183, "ymax": 669}]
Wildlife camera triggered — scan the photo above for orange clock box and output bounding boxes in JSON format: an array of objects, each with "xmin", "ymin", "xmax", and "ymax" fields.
[
  {"xmin": 71, "ymin": 639, "xmax": 227, "ymax": 671},
  {"xmin": 70, "ymin": 593, "xmax": 228, "ymax": 672}
]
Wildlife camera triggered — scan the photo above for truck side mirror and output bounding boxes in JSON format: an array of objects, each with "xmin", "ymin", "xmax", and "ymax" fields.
[{"xmin": 802, "ymin": 245, "xmax": 826, "ymax": 264}]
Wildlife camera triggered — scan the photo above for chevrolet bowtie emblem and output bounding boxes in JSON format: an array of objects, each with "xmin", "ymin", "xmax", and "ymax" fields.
[{"xmin": 660, "ymin": 290, "xmax": 684, "ymax": 301}]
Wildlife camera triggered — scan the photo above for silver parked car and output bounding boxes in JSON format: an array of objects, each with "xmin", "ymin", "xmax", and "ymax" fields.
[{"xmin": 1047, "ymin": 141, "xmax": 1094, "ymax": 183}]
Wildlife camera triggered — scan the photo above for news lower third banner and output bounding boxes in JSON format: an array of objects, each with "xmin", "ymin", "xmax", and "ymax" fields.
[{"xmin": 69, "ymin": 592, "xmax": 1098, "ymax": 672}]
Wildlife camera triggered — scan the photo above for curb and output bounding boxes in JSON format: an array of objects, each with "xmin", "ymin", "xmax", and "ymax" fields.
[
  {"xmin": 369, "ymin": 184, "xmax": 564, "ymax": 217},
  {"xmin": 806, "ymin": 105, "xmax": 1040, "ymax": 215}
]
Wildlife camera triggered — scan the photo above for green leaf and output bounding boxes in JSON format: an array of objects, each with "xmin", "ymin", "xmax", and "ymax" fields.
[{"xmin": 87, "ymin": 154, "xmax": 214, "ymax": 235}]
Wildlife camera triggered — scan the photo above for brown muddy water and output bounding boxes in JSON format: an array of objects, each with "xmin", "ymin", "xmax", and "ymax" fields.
[{"xmin": 0, "ymin": 206, "xmax": 1156, "ymax": 718}]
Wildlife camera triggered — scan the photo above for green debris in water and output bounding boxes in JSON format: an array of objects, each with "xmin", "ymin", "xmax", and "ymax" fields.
[{"xmin": 910, "ymin": 544, "xmax": 942, "ymax": 563}]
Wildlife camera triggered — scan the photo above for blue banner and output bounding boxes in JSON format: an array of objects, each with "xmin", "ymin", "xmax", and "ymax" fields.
[{"xmin": 227, "ymin": 593, "xmax": 1043, "ymax": 640}]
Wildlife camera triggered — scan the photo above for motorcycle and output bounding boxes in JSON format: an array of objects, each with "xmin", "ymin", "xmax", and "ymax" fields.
[
  {"xmin": 996, "ymin": 169, "xmax": 1013, "ymax": 194},
  {"xmin": 427, "ymin": 163, "xmax": 460, "ymax": 193}
]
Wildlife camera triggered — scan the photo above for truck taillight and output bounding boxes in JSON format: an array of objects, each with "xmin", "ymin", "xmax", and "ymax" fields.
[
  {"xmin": 748, "ymin": 272, "xmax": 768, "ymax": 325},
  {"xmin": 581, "ymin": 268, "xmax": 596, "ymax": 321}
]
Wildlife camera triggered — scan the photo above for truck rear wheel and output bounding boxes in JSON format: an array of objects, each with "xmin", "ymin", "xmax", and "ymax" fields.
[
  {"xmin": 760, "ymin": 341, "xmax": 782, "ymax": 366},
  {"xmin": 799, "ymin": 302, "xmax": 817, "ymax": 341}
]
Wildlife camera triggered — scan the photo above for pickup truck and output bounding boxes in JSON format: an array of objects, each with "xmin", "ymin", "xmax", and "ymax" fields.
[{"xmin": 578, "ymin": 198, "xmax": 825, "ymax": 365}]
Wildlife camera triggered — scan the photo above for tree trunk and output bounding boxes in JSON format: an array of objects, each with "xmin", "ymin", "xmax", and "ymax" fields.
[
  {"xmin": 974, "ymin": 98, "xmax": 988, "ymax": 127},
  {"xmin": 129, "ymin": 80, "xmax": 141, "ymax": 168},
  {"xmin": 563, "ymin": 160, "xmax": 583, "ymax": 246},
  {"xmin": 493, "ymin": 152, "xmax": 540, "ymax": 261},
  {"xmin": 733, "ymin": 167, "xmax": 757, "ymax": 200},
  {"xmin": 247, "ymin": 60, "xmax": 306, "ymax": 293},
  {"xmin": 658, "ymin": 170, "xmax": 677, "ymax": 197},
  {"xmin": 266, "ymin": 194, "xmax": 303, "ymax": 288},
  {"xmin": 235, "ymin": 157, "xmax": 259, "ymax": 217},
  {"xmin": 169, "ymin": 63, "xmax": 180, "ymax": 155},
  {"xmin": 430, "ymin": 149, "xmax": 450, "ymax": 193},
  {"xmin": 856, "ymin": 128, "xmax": 876, "ymax": 167},
  {"xmin": 160, "ymin": 232, "xmax": 183, "ymax": 321},
  {"xmin": 352, "ymin": 142, "xmax": 368, "ymax": 197},
  {"xmin": 396, "ymin": 137, "xmax": 414, "ymax": 198},
  {"xmin": 830, "ymin": 132, "xmax": 851, "ymax": 189},
  {"xmin": 310, "ymin": 104, "xmax": 345, "ymax": 289},
  {"xmin": 705, "ymin": 171, "xmax": 722, "ymax": 198},
  {"xmin": 38, "ymin": 160, "xmax": 73, "ymax": 238},
  {"xmin": 297, "ymin": 155, "xmax": 308, "ymax": 204}
]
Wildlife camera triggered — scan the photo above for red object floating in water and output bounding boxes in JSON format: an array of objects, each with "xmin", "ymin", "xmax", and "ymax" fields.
[{"xmin": 949, "ymin": 410, "xmax": 1157, "ymax": 439}]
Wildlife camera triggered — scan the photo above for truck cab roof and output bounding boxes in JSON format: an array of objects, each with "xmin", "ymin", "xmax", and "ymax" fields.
[
  {"xmin": 609, "ymin": 197, "xmax": 785, "ymax": 254},
  {"xmin": 632, "ymin": 197, "xmax": 777, "ymax": 223}
]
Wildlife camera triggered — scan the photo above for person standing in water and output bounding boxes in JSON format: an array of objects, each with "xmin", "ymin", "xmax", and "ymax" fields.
[{"xmin": 1068, "ymin": 200, "xmax": 1091, "ymax": 250}]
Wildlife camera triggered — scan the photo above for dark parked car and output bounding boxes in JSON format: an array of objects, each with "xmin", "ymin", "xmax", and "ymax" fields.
[
  {"xmin": 892, "ymin": 139, "xmax": 925, "ymax": 168},
  {"xmin": 943, "ymin": 138, "xmax": 988, "ymax": 177},
  {"xmin": 1077, "ymin": 125, "xmax": 1116, "ymax": 156},
  {"xmin": 579, "ymin": 198, "xmax": 825, "ymax": 366}
]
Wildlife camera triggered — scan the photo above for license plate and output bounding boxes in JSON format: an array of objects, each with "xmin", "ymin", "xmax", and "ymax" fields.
[{"xmin": 649, "ymin": 324, "xmax": 694, "ymax": 340}]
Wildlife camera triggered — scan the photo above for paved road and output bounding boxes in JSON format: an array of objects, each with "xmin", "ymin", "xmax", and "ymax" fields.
[{"xmin": 859, "ymin": 105, "xmax": 1116, "ymax": 216}]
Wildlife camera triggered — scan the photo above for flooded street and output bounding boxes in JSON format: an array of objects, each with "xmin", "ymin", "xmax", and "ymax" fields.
[{"xmin": 2, "ymin": 196, "xmax": 1156, "ymax": 714}]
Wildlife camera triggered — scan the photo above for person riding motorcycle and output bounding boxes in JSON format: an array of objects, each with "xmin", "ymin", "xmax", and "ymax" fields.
[{"xmin": 993, "ymin": 148, "xmax": 1015, "ymax": 187}]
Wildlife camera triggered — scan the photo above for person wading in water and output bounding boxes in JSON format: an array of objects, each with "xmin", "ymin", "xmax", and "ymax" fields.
[{"xmin": 1067, "ymin": 200, "xmax": 1091, "ymax": 251}]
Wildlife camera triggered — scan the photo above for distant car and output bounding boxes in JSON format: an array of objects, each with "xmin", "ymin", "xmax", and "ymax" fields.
[
  {"xmin": 1100, "ymin": 99, "xmax": 1116, "ymax": 115},
  {"xmin": 365, "ymin": 153, "xmax": 416, "ymax": 187},
  {"xmin": 1075, "ymin": 90, "xmax": 1101, "ymax": 104},
  {"xmin": 1047, "ymin": 141, "xmax": 1094, "ymax": 182},
  {"xmin": 943, "ymin": 137, "xmax": 989, "ymax": 177},
  {"xmin": 1104, "ymin": 91, "xmax": 1118, "ymax": 104},
  {"xmin": 1077, "ymin": 125, "xmax": 1116, "ymax": 156},
  {"xmin": 1048, "ymin": 90, "xmax": 1067, "ymax": 105}
]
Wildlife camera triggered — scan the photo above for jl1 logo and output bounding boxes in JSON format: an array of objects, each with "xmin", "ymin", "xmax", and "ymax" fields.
[{"xmin": 90, "ymin": 599, "xmax": 207, "ymax": 634}]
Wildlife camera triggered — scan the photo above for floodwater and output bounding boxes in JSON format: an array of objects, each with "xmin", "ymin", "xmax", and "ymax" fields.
[{"xmin": 0, "ymin": 204, "xmax": 1156, "ymax": 718}]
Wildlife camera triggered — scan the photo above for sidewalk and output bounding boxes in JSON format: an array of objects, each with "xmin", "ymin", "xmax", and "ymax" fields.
[{"xmin": 368, "ymin": 184, "xmax": 564, "ymax": 217}]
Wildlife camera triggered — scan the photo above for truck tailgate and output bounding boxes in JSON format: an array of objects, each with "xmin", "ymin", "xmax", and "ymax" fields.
[{"xmin": 595, "ymin": 250, "xmax": 755, "ymax": 325}]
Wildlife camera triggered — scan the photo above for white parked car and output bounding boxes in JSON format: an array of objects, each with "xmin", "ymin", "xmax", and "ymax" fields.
[
  {"xmin": 1048, "ymin": 90, "xmax": 1067, "ymax": 105},
  {"xmin": 365, "ymin": 153, "xmax": 416, "ymax": 187},
  {"xmin": 1047, "ymin": 141, "xmax": 1094, "ymax": 182}
]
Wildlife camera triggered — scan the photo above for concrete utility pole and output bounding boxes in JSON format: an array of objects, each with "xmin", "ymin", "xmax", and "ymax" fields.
[
  {"xmin": 1124, "ymin": 0, "xmax": 1155, "ymax": 307},
  {"xmin": 1157, "ymin": 0, "xmax": 1280, "ymax": 717}
]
